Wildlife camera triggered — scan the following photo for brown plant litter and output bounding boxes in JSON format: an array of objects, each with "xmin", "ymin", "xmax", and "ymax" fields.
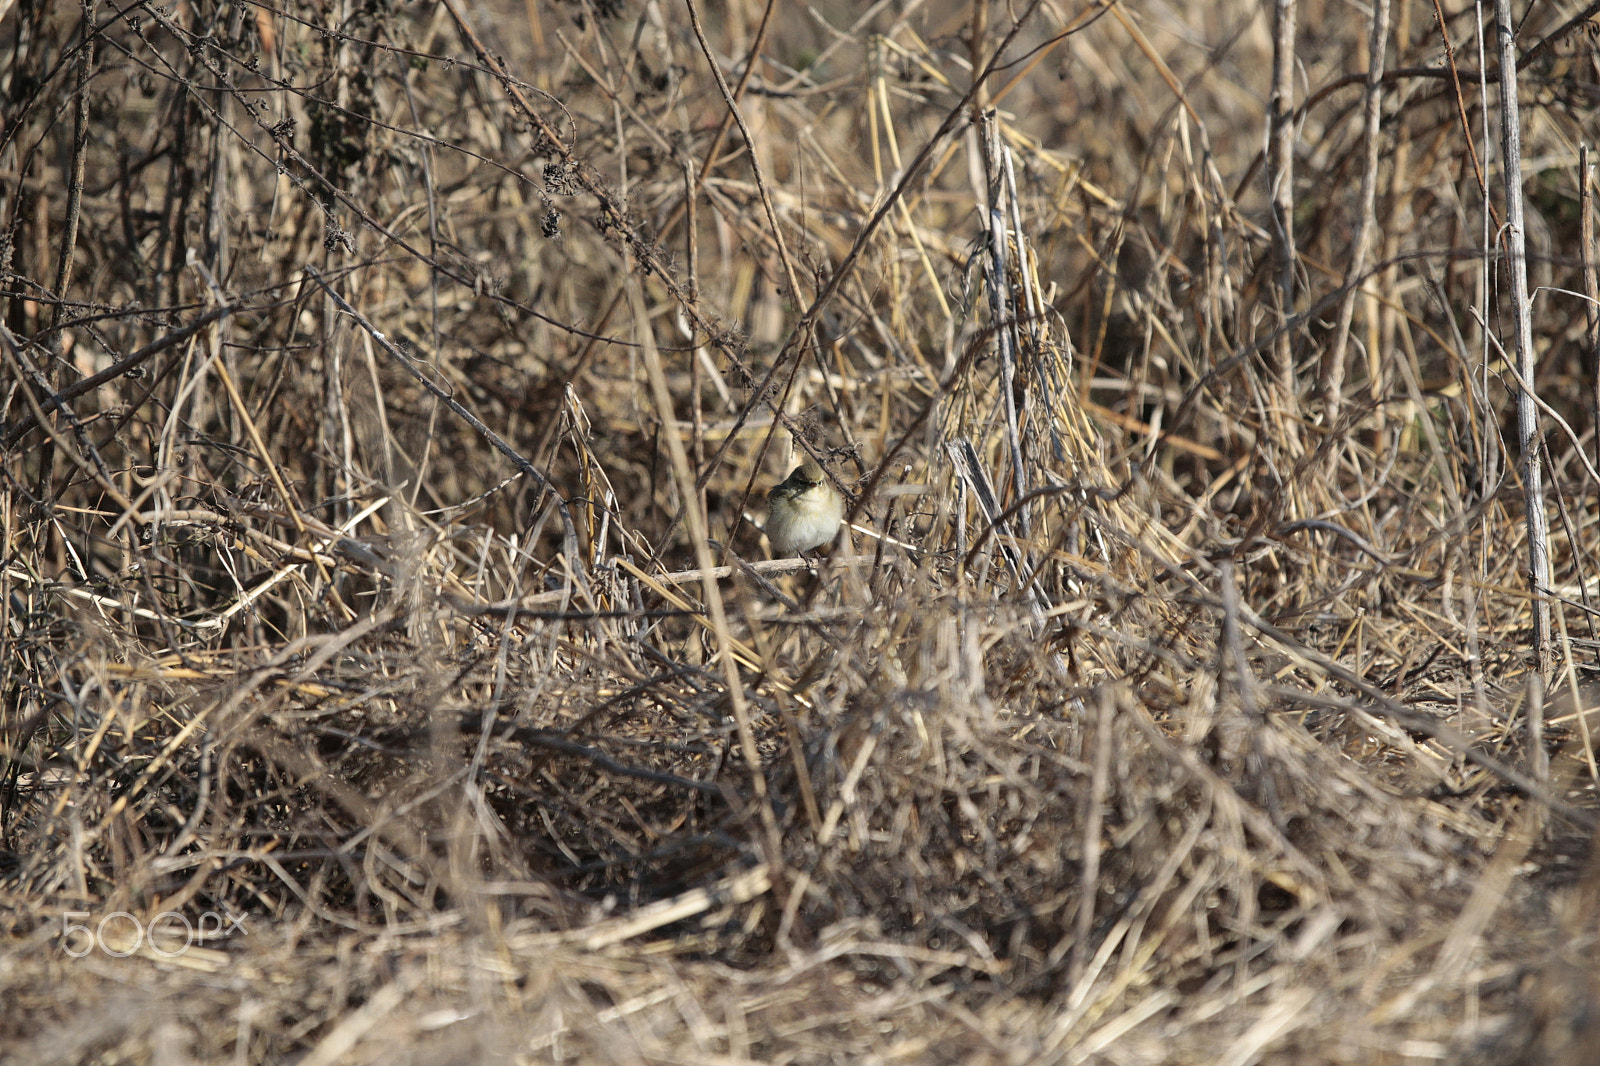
[{"xmin": 3, "ymin": 1, "xmax": 1599, "ymax": 1063}]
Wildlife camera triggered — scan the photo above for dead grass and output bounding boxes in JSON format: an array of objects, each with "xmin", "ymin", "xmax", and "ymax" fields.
[{"xmin": 3, "ymin": 1, "xmax": 1600, "ymax": 1063}]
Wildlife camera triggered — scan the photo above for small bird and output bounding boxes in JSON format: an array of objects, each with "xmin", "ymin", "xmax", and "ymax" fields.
[{"xmin": 766, "ymin": 459, "xmax": 845, "ymax": 556}]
